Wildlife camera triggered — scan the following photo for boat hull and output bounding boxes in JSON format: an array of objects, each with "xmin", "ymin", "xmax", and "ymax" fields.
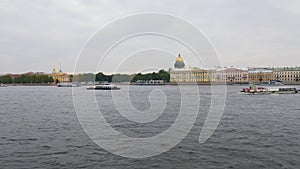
[
  {"xmin": 241, "ymin": 86, "xmax": 299, "ymax": 95},
  {"xmin": 86, "ymin": 84, "xmax": 121, "ymax": 90},
  {"xmin": 87, "ymin": 87, "xmax": 120, "ymax": 90}
]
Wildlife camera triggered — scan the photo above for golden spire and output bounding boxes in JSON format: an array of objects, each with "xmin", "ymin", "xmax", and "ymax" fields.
[
  {"xmin": 176, "ymin": 54, "xmax": 184, "ymax": 62},
  {"xmin": 52, "ymin": 66, "xmax": 56, "ymax": 74}
]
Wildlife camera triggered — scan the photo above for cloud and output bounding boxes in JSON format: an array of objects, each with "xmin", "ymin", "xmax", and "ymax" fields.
[{"xmin": 0, "ymin": 0, "xmax": 299, "ymax": 74}]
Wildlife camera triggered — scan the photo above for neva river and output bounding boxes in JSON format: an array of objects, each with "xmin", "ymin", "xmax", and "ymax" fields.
[{"xmin": 0, "ymin": 85, "xmax": 299, "ymax": 169}]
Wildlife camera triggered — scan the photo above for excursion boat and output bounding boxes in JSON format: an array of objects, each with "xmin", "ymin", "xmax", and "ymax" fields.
[
  {"xmin": 241, "ymin": 85, "xmax": 299, "ymax": 94},
  {"xmin": 267, "ymin": 87, "xmax": 299, "ymax": 94},
  {"xmin": 87, "ymin": 84, "xmax": 121, "ymax": 90}
]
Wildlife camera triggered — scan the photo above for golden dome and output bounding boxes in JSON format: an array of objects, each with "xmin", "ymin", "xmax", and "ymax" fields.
[
  {"xmin": 174, "ymin": 54, "xmax": 185, "ymax": 69},
  {"xmin": 176, "ymin": 54, "xmax": 184, "ymax": 62},
  {"xmin": 176, "ymin": 57, "xmax": 184, "ymax": 62}
]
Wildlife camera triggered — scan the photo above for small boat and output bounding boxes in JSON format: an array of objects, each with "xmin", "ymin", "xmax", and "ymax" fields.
[
  {"xmin": 87, "ymin": 84, "xmax": 120, "ymax": 90},
  {"xmin": 57, "ymin": 82, "xmax": 80, "ymax": 87},
  {"xmin": 241, "ymin": 85, "xmax": 299, "ymax": 94},
  {"xmin": 0, "ymin": 84, "xmax": 8, "ymax": 87},
  {"xmin": 269, "ymin": 80, "xmax": 284, "ymax": 86}
]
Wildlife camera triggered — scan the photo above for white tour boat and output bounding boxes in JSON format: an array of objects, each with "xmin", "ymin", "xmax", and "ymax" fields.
[{"xmin": 87, "ymin": 84, "xmax": 120, "ymax": 90}]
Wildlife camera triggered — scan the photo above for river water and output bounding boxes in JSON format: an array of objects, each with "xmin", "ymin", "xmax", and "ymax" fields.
[{"xmin": 0, "ymin": 85, "xmax": 299, "ymax": 169}]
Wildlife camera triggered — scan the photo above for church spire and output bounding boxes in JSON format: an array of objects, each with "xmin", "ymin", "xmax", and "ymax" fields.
[{"xmin": 52, "ymin": 66, "xmax": 56, "ymax": 74}]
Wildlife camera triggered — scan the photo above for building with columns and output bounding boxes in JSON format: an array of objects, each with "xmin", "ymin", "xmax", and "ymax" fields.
[
  {"xmin": 51, "ymin": 67, "xmax": 72, "ymax": 83},
  {"xmin": 248, "ymin": 68, "xmax": 273, "ymax": 84},
  {"xmin": 273, "ymin": 67, "xmax": 300, "ymax": 84},
  {"xmin": 216, "ymin": 67, "xmax": 248, "ymax": 84},
  {"xmin": 170, "ymin": 54, "xmax": 210, "ymax": 83},
  {"xmin": 169, "ymin": 54, "xmax": 300, "ymax": 85}
]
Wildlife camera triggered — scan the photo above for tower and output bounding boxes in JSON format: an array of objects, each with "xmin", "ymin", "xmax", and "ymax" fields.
[{"xmin": 52, "ymin": 66, "xmax": 56, "ymax": 74}]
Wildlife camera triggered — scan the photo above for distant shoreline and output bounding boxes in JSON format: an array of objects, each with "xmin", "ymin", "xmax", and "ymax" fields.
[
  {"xmin": 2, "ymin": 83, "xmax": 300, "ymax": 87},
  {"xmin": 3, "ymin": 84, "xmax": 55, "ymax": 86}
]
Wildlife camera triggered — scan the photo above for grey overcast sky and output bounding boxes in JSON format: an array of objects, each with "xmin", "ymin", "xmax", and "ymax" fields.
[{"xmin": 1, "ymin": 0, "xmax": 300, "ymax": 74}]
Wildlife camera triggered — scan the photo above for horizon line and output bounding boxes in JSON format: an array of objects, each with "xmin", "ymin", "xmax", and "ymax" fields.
[{"xmin": 1, "ymin": 65, "xmax": 300, "ymax": 75}]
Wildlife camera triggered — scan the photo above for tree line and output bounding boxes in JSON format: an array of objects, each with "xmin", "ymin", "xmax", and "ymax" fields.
[
  {"xmin": 0, "ymin": 74, "xmax": 54, "ymax": 84},
  {"xmin": 130, "ymin": 70, "xmax": 170, "ymax": 82},
  {"xmin": 74, "ymin": 70, "xmax": 170, "ymax": 83},
  {"xmin": 0, "ymin": 70, "xmax": 170, "ymax": 84}
]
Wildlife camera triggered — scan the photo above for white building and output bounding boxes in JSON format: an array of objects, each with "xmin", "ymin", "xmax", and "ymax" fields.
[
  {"xmin": 273, "ymin": 67, "xmax": 300, "ymax": 84},
  {"xmin": 216, "ymin": 67, "xmax": 249, "ymax": 84}
]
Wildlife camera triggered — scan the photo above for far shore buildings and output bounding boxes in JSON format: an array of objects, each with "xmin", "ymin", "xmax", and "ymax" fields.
[
  {"xmin": 51, "ymin": 67, "xmax": 72, "ymax": 83},
  {"xmin": 248, "ymin": 68, "xmax": 273, "ymax": 84},
  {"xmin": 273, "ymin": 67, "xmax": 300, "ymax": 84},
  {"xmin": 2, "ymin": 68, "xmax": 72, "ymax": 84},
  {"xmin": 169, "ymin": 54, "xmax": 300, "ymax": 84},
  {"xmin": 170, "ymin": 54, "xmax": 249, "ymax": 84},
  {"xmin": 216, "ymin": 67, "xmax": 248, "ymax": 84},
  {"xmin": 170, "ymin": 54, "xmax": 210, "ymax": 83}
]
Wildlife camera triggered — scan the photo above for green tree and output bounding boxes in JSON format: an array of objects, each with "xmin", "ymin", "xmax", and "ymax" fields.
[
  {"xmin": 74, "ymin": 73, "xmax": 96, "ymax": 82},
  {"xmin": 12, "ymin": 74, "xmax": 53, "ymax": 84},
  {"xmin": 111, "ymin": 74, "xmax": 134, "ymax": 82},
  {"xmin": 130, "ymin": 70, "xmax": 170, "ymax": 82},
  {"xmin": 32, "ymin": 75, "xmax": 41, "ymax": 83},
  {"xmin": 40, "ymin": 75, "xmax": 53, "ymax": 83},
  {"xmin": 158, "ymin": 70, "xmax": 170, "ymax": 82},
  {"xmin": 0, "ymin": 75, "xmax": 12, "ymax": 84},
  {"xmin": 22, "ymin": 74, "xmax": 34, "ymax": 83},
  {"xmin": 13, "ymin": 76, "xmax": 23, "ymax": 83},
  {"xmin": 95, "ymin": 72, "xmax": 112, "ymax": 82}
]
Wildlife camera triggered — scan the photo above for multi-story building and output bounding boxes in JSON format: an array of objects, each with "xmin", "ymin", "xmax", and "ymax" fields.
[
  {"xmin": 169, "ymin": 54, "xmax": 299, "ymax": 85},
  {"xmin": 216, "ymin": 67, "xmax": 248, "ymax": 84},
  {"xmin": 170, "ymin": 67, "xmax": 210, "ymax": 83},
  {"xmin": 170, "ymin": 55, "xmax": 249, "ymax": 84},
  {"xmin": 273, "ymin": 67, "xmax": 300, "ymax": 84},
  {"xmin": 169, "ymin": 54, "xmax": 210, "ymax": 83},
  {"xmin": 248, "ymin": 68, "xmax": 273, "ymax": 84},
  {"xmin": 207, "ymin": 69, "xmax": 217, "ymax": 83}
]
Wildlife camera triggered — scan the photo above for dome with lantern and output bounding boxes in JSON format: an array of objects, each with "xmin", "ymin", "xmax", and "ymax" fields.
[{"xmin": 174, "ymin": 54, "xmax": 185, "ymax": 69}]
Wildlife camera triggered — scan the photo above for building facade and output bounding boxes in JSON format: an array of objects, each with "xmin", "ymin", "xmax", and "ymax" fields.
[
  {"xmin": 170, "ymin": 68, "xmax": 210, "ymax": 83},
  {"xmin": 170, "ymin": 55, "xmax": 211, "ymax": 83},
  {"xmin": 216, "ymin": 67, "xmax": 248, "ymax": 84},
  {"xmin": 170, "ymin": 55, "xmax": 249, "ymax": 84},
  {"xmin": 248, "ymin": 68, "xmax": 273, "ymax": 84},
  {"xmin": 51, "ymin": 67, "xmax": 71, "ymax": 83},
  {"xmin": 169, "ymin": 54, "xmax": 300, "ymax": 85},
  {"xmin": 273, "ymin": 67, "xmax": 300, "ymax": 84}
]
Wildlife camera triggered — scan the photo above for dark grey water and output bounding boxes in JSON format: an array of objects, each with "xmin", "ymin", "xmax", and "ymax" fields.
[{"xmin": 0, "ymin": 86, "xmax": 299, "ymax": 169}]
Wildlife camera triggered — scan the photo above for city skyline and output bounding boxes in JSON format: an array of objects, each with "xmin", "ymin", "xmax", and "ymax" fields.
[{"xmin": 1, "ymin": 63, "xmax": 300, "ymax": 75}]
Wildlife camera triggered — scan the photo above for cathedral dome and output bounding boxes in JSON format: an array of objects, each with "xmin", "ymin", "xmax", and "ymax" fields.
[
  {"xmin": 176, "ymin": 56, "xmax": 184, "ymax": 62},
  {"xmin": 174, "ymin": 54, "xmax": 185, "ymax": 69}
]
